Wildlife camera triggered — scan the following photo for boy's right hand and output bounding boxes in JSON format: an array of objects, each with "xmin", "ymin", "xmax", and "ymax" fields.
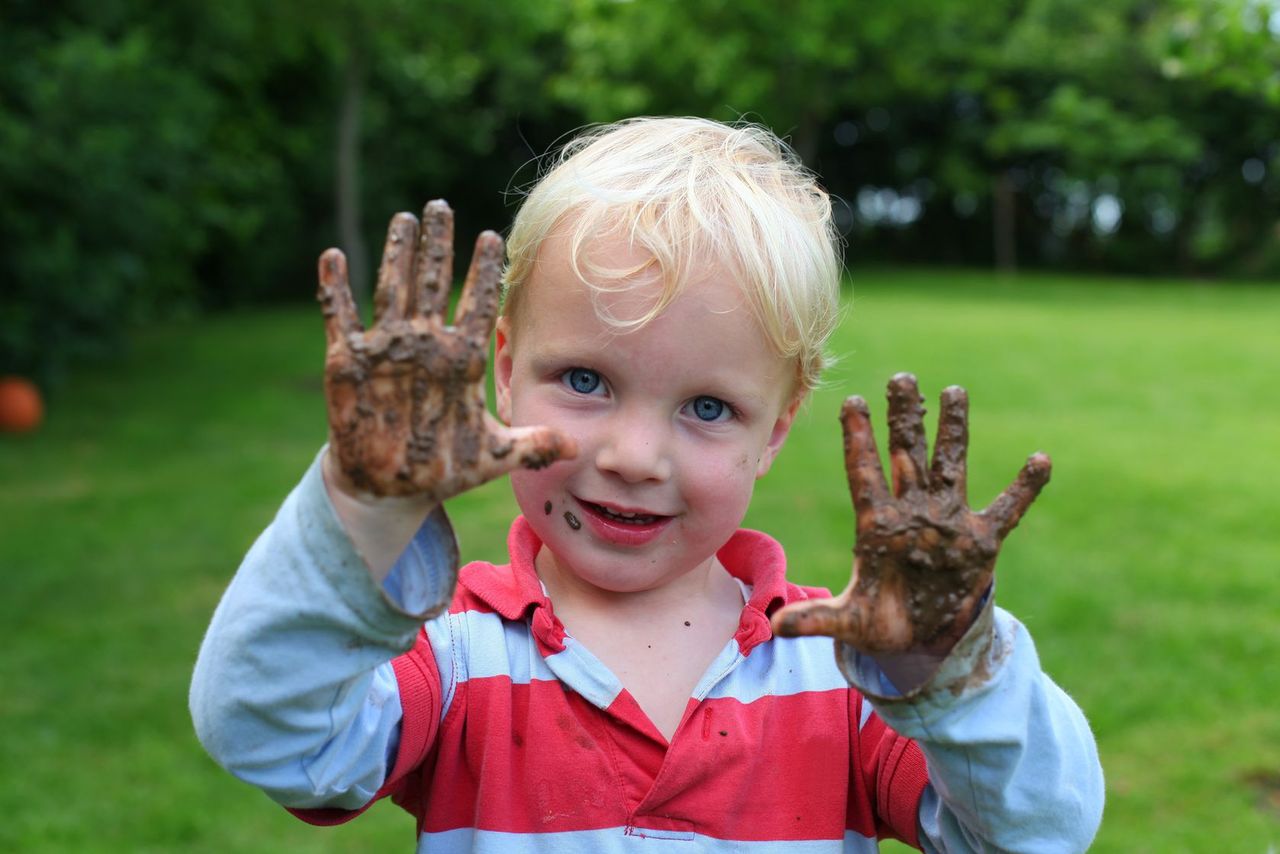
[{"xmin": 318, "ymin": 200, "xmax": 575, "ymax": 504}]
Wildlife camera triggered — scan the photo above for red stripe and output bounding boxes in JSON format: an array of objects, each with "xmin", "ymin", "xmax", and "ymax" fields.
[
  {"xmin": 412, "ymin": 675, "xmax": 907, "ymax": 842},
  {"xmin": 422, "ymin": 678, "xmax": 629, "ymax": 833},
  {"xmin": 635, "ymin": 693, "xmax": 851, "ymax": 840},
  {"xmin": 856, "ymin": 705, "xmax": 928, "ymax": 845}
]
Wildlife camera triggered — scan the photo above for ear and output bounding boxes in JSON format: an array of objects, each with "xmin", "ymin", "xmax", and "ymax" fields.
[
  {"xmin": 493, "ymin": 317, "xmax": 514, "ymax": 425},
  {"xmin": 755, "ymin": 393, "xmax": 803, "ymax": 479}
]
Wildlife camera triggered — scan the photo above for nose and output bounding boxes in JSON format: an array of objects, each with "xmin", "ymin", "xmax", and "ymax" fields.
[{"xmin": 594, "ymin": 410, "xmax": 673, "ymax": 484}]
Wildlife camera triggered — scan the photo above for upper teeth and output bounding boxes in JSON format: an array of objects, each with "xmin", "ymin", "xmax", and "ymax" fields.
[{"xmin": 600, "ymin": 505, "xmax": 651, "ymax": 520}]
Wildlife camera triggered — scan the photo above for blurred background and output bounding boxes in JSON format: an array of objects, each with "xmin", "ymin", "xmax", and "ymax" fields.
[
  {"xmin": 5, "ymin": 0, "xmax": 1280, "ymax": 389},
  {"xmin": 1, "ymin": 0, "xmax": 1278, "ymax": 851}
]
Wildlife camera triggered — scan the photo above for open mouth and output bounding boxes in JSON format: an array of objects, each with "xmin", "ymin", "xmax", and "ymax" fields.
[{"xmin": 581, "ymin": 500, "xmax": 666, "ymax": 526}]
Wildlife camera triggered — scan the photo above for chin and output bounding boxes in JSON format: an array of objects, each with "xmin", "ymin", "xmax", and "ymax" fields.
[
  {"xmin": 578, "ymin": 557, "xmax": 685, "ymax": 593},
  {"xmin": 538, "ymin": 532, "xmax": 667, "ymax": 591}
]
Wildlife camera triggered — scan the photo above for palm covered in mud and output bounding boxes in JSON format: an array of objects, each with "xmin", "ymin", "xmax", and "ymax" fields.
[
  {"xmin": 318, "ymin": 200, "xmax": 573, "ymax": 500},
  {"xmin": 773, "ymin": 373, "xmax": 1051, "ymax": 655}
]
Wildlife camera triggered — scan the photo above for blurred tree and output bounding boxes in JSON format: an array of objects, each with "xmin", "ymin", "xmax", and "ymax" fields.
[
  {"xmin": 0, "ymin": 0, "xmax": 571, "ymax": 385},
  {"xmin": 4, "ymin": 0, "xmax": 1280, "ymax": 388},
  {"xmin": 1146, "ymin": 0, "xmax": 1280, "ymax": 272},
  {"xmin": 330, "ymin": 0, "xmax": 572, "ymax": 308},
  {"xmin": 973, "ymin": 0, "xmax": 1203, "ymax": 270},
  {"xmin": 811, "ymin": 0, "xmax": 1279, "ymax": 275},
  {"xmin": 0, "ymin": 4, "xmax": 218, "ymax": 387},
  {"xmin": 288, "ymin": 0, "xmax": 572, "ymax": 307},
  {"xmin": 548, "ymin": 0, "xmax": 976, "ymax": 163}
]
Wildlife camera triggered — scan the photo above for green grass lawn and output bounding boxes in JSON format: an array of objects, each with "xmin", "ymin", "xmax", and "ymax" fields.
[{"xmin": 1, "ymin": 269, "xmax": 1277, "ymax": 851}]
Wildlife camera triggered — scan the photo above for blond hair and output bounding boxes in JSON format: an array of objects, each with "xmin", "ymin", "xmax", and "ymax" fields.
[{"xmin": 502, "ymin": 117, "xmax": 841, "ymax": 394}]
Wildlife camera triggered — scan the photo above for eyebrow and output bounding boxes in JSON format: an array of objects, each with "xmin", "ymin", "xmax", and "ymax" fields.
[{"xmin": 524, "ymin": 343, "xmax": 602, "ymax": 373}]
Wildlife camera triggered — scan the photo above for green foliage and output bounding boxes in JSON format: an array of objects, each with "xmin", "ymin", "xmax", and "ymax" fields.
[
  {"xmin": 988, "ymin": 84, "xmax": 1199, "ymax": 168},
  {"xmin": 347, "ymin": 0, "xmax": 572, "ymax": 232},
  {"xmin": 0, "ymin": 18, "xmax": 207, "ymax": 384},
  {"xmin": 548, "ymin": 0, "xmax": 970, "ymax": 160},
  {"xmin": 1155, "ymin": 0, "xmax": 1280, "ymax": 102},
  {"xmin": 5, "ymin": 0, "xmax": 1280, "ymax": 385},
  {"xmin": 0, "ymin": 0, "xmax": 568, "ymax": 386}
]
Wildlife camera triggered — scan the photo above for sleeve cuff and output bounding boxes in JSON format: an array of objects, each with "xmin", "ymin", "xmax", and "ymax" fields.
[
  {"xmin": 380, "ymin": 505, "xmax": 460, "ymax": 618},
  {"xmin": 296, "ymin": 447, "xmax": 459, "ymax": 632},
  {"xmin": 835, "ymin": 595, "xmax": 1004, "ymax": 709}
]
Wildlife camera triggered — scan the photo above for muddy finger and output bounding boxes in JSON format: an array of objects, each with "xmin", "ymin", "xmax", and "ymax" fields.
[
  {"xmin": 929, "ymin": 385, "xmax": 969, "ymax": 501},
  {"xmin": 475, "ymin": 423, "xmax": 579, "ymax": 483},
  {"xmin": 373, "ymin": 212, "xmax": 420, "ymax": 324},
  {"xmin": 841, "ymin": 396, "xmax": 890, "ymax": 518},
  {"xmin": 414, "ymin": 200, "xmax": 454, "ymax": 320},
  {"xmin": 981, "ymin": 451, "xmax": 1052, "ymax": 540},
  {"xmin": 456, "ymin": 231, "xmax": 505, "ymax": 341},
  {"xmin": 317, "ymin": 248, "xmax": 362, "ymax": 347},
  {"xmin": 886, "ymin": 373, "xmax": 929, "ymax": 496},
  {"xmin": 770, "ymin": 597, "xmax": 857, "ymax": 641}
]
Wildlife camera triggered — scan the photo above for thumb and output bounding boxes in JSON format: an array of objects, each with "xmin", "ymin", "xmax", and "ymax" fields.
[
  {"xmin": 771, "ymin": 596, "xmax": 854, "ymax": 640},
  {"xmin": 477, "ymin": 421, "xmax": 578, "ymax": 481}
]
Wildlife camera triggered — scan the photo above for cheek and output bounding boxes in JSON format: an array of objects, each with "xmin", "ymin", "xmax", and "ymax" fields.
[
  {"xmin": 683, "ymin": 448, "xmax": 758, "ymax": 523},
  {"xmin": 510, "ymin": 465, "xmax": 565, "ymax": 513},
  {"xmin": 686, "ymin": 427, "xmax": 780, "ymax": 518},
  {"xmin": 509, "ymin": 466, "xmax": 586, "ymax": 558}
]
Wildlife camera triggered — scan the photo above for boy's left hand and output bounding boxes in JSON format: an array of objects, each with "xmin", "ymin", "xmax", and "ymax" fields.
[{"xmin": 771, "ymin": 373, "xmax": 1051, "ymax": 656}]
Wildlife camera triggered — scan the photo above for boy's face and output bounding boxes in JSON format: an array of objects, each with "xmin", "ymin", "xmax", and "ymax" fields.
[{"xmin": 494, "ymin": 228, "xmax": 800, "ymax": 595}]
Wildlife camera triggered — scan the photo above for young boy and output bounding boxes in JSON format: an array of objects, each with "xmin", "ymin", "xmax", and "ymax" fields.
[{"xmin": 191, "ymin": 117, "xmax": 1103, "ymax": 851}]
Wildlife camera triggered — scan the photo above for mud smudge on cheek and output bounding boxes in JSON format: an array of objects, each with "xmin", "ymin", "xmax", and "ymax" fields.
[
  {"xmin": 564, "ymin": 511, "xmax": 581, "ymax": 531},
  {"xmin": 544, "ymin": 500, "xmax": 553, "ymax": 515}
]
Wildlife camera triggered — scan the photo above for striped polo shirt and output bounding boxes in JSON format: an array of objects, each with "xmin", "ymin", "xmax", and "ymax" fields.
[{"xmin": 294, "ymin": 517, "xmax": 928, "ymax": 851}]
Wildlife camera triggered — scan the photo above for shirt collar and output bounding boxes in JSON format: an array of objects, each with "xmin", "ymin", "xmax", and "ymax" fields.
[{"xmin": 458, "ymin": 517, "xmax": 806, "ymax": 655}]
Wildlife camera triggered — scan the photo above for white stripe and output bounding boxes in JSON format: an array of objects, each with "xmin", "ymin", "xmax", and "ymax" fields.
[
  {"xmin": 423, "ymin": 610, "xmax": 558, "ymax": 717},
  {"xmin": 422, "ymin": 613, "xmax": 459, "ymax": 717},
  {"xmin": 422, "ymin": 610, "xmax": 625, "ymax": 714},
  {"xmin": 423, "ymin": 612, "xmax": 860, "ymax": 723},
  {"xmin": 542, "ymin": 636, "xmax": 624, "ymax": 709},
  {"xmin": 705, "ymin": 634, "xmax": 848, "ymax": 704},
  {"xmin": 417, "ymin": 826, "xmax": 879, "ymax": 853},
  {"xmin": 690, "ymin": 641, "xmax": 745, "ymax": 700}
]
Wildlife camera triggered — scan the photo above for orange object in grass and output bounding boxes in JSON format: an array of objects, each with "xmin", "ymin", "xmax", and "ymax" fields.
[{"xmin": 0, "ymin": 376, "xmax": 44, "ymax": 433}]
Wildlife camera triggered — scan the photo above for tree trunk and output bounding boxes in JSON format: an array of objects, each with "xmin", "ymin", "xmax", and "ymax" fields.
[
  {"xmin": 337, "ymin": 44, "xmax": 369, "ymax": 309},
  {"xmin": 993, "ymin": 169, "xmax": 1017, "ymax": 273}
]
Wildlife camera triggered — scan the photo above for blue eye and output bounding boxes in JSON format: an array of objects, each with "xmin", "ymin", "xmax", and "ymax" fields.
[
  {"xmin": 564, "ymin": 368, "xmax": 602, "ymax": 394},
  {"xmin": 690, "ymin": 396, "xmax": 728, "ymax": 422}
]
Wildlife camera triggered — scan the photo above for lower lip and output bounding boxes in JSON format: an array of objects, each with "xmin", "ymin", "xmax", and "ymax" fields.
[{"xmin": 575, "ymin": 499, "xmax": 674, "ymax": 547}]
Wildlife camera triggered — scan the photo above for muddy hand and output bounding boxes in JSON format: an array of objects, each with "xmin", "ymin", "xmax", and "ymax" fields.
[
  {"xmin": 319, "ymin": 200, "xmax": 575, "ymax": 500},
  {"xmin": 771, "ymin": 373, "xmax": 1050, "ymax": 654}
]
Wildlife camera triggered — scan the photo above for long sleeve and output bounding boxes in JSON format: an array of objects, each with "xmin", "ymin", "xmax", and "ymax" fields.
[
  {"xmin": 189, "ymin": 449, "xmax": 458, "ymax": 810},
  {"xmin": 838, "ymin": 602, "xmax": 1105, "ymax": 853}
]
